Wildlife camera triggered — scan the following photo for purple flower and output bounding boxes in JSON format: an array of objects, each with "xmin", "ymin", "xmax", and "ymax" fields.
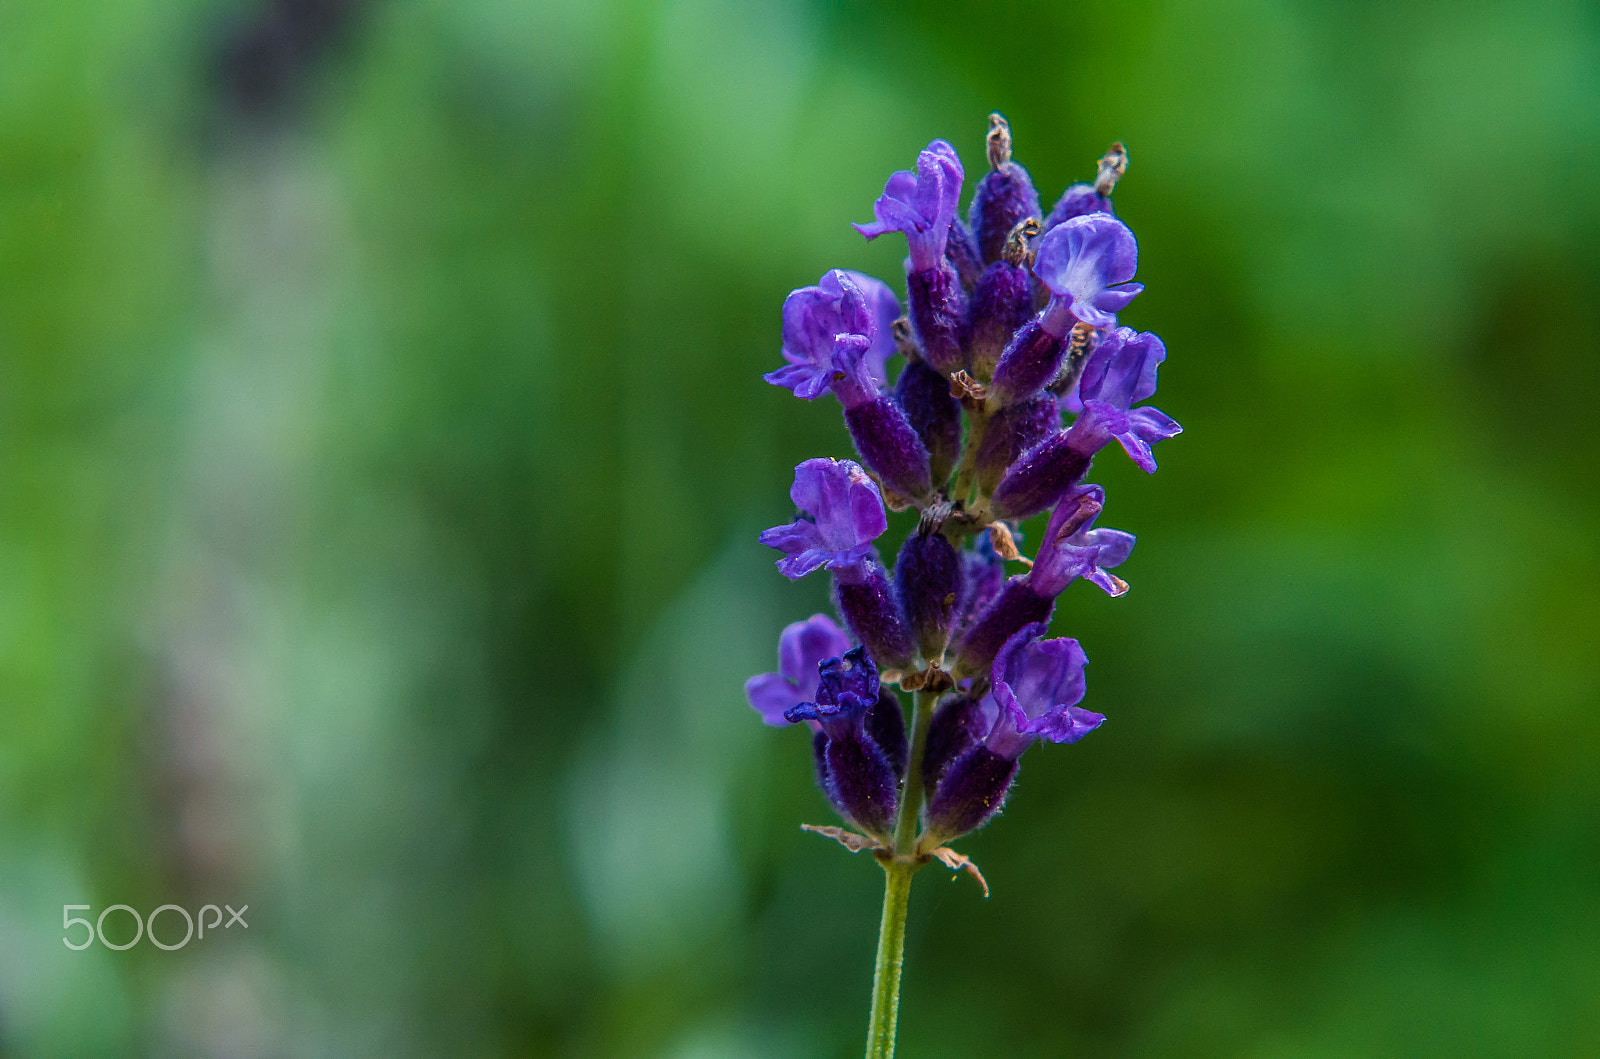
[
  {"xmin": 765, "ymin": 270, "xmax": 900, "ymax": 400},
  {"xmin": 1028, "ymin": 485, "xmax": 1136, "ymax": 598},
  {"xmin": 1033, "ymin": 213, "xmax": 1143, "ymax": 333},
  {"xmin": 784, "ymin": 646, "xmax": 881, "ymax": 731},
  {"xmin": 758, "ymin": 458, "xmax": 887, "ymax": 581},
  {"xmin": 1067, "ymin": 327, "xmax": 1182, "ymax": 473},
  {"xmin": 744, "ymin": 614, "xmax": 852, "ymax": 727},
  {"xmin": 924, "ymin": 624, "xmax": 1102, "ymax": 841},
  {"xmin": 982, "ymin": 623, "xmax": 1103, "ymax": 760},
  {"xmin": 854, "ymin": 140, "xmax": 965, "ymax": 272},
  {"xmin": 785, "ymin": 646, "xmax": 902, "ymax": 838}
]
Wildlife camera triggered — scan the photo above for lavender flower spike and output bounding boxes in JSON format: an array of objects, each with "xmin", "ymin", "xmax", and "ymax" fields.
[
  {"xmin": 758, "ymin": 458, "xmax": 887, "ymax": 581},
  {"xmin": 765, "ymin": 270, "xmax": 900, "ymax": 400},
  {"xmin": 745, "ymin": 614, "xmax": 852, "ymax": 726},
  {"xmin": 1066, "ymin": 327, "xmax": 1183, "ymax": 473},
  {"xmin": 1028, "ymin": 485, "xmax": 1136, "ymax": 598},
  {"xmin": 1033, "ymin": 213, "xmax": 1144, "ymax": 333},
  {"xmin": 854, "ymin": 140, "xmax": 964, "ymax": 272}
]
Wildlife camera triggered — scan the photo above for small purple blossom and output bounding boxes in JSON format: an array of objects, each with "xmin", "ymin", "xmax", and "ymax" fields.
[
  {"xmin": 1033, "ymin": 213, "xmax": 1144, "ymax": 333},
  {"xmin": 854, "ymin": 140, "xmax": 964, "ymax": 272},
  {"xmin": 744, "ymin": 614, "xmax": 852, "ymax": 727},
  {"xmin": 786, "ymin": 647, "xmax": 903, "ymax": 837},
  {"xmin": 1028, "ymin": 485, "xmax": 1136, "ymax": 598},
  {"xmin": 784, "ymin": 646, "xmax": 881, "ymax": 731},
  {"xmin": 758, "ymin": 458, "xmax": 887, "ymax": 581},
  {"xmin": 982, "ymin": 623, "xmax": 1103, "ymax": 760},
  {"xmin": 1068, "ymin": 327, "xmax": 1182, "ymax": 473},
  {"xmin": 765, "ymin": 270, "xmax": 900, "ymax": 400}
]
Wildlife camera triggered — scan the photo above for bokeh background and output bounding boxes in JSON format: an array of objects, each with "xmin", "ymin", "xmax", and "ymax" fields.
[{"xmin": 3, "ymin": 1, "xmax": 1599, "ymax": 1055}]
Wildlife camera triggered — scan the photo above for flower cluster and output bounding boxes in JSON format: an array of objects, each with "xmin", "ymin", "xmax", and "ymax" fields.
[{"xmin": 746, "ymin": 117, "xmax": 1179, "ymax": 853}]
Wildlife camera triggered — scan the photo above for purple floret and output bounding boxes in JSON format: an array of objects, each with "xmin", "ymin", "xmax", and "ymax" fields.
[
  {"xmin": 1066, "ymin": 327, "xmax": 1182, "ymax": 473},
  {"xmin": 983, "ymin": 623, "xmax": 1103, "ymax": 760},
  {"xmin": 765, "ymin": 269, "xmax": 900, "ymax": 401},
  {"xmin": 1027, "ymin": 485, "xmax": 1136, "ymax": 598},
  {"xmin": 1033, "ymin": 213, "xmax": 1144, "ymax": 332},
  {"xmin": 854, "ymin": 140, "xmax": 965, "ymax": 272},
  {"xmin": 758, "ymin": 458, "xmax": 888, "ymax": 581},
  {"xmin": 744, "ymin": 614, "xmax": 852, "ymax": 727}
]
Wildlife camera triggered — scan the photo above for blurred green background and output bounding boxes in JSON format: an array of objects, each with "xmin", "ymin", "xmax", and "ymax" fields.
[{"xmin": 3, "ymin": 0, "xmax": 1598, "ymax": 1055}]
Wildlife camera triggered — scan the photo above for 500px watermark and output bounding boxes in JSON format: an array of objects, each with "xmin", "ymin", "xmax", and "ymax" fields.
[{"xmin": 62, "ymin": 904, "xmax": 248, "ymax": 951}]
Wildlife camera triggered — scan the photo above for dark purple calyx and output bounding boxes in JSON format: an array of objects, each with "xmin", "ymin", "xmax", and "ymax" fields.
[
  {"xmin": 951, "ymin": 576, "xmax": 1053, "ymax": 678},
  {"xmin": 966, "ymin": 260, "xmax": 1035, "ymax": 380},
  {"xmin": 921, "ymin": 694, "xmax": 988, "ymax": 794},
  {"xmin": 989, "ymin": 318, "xmax": 1067, "ymax": 406},
  {"xmin": 894, "ymin": 359, "xmax": 962, "ymax": 488},
  {"xmin": 969, "ymin": 114, "xmax": 1042, "ymax": 266},
  {"xmin": 988, "ymin": 431, "xmax": 1094, "ymax": 522},
  {"xmin": 831, "ymin": 342, "xmax": 933, "ymax": 502},
  {"xmin": 894, "ymin": 528, "xmax": 963, "ymax": 659},
  {"xmin": 924, "ymin": 744, "xmax": 1019, "ymax": 841},
  {"xmin": 907, "ymin": 263, "xmax": 967, "ymax": 375},
  {"xmin": 975, "ymin": 395, "xmax": 1059, "ymax": 495},
  {"xmin": 834, "ymin": 560, "xmax": 914, "ymax": 670}
]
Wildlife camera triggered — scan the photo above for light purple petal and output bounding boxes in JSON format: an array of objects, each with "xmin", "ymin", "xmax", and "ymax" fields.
[
  {"xmin": 775, "ymin": 549, "xmax": 831, "ymax": 581},
  {"xmin": 1115, "ymin": 406, "xmax": 1182, "ymax": 473},
  {"xmin": 844, "ymin": 270, "xmax": 901, "ymax": 386},
  {"xmin": 1079, "ymin": 527, "xmax": 1137, "ymax": 570},
  {"xmin": 762, "ymin": 363, "xmax": 830, "ymax": 400},
  {"xmin": 778, "ymin": 615, "xmax": 850, "ymax": 687},
  {"xmin": 762, "ymin": 460, "xmax": 888, "ymax": 580},
  {"xmin": 996, "ymin": 637, "xmax": 1089, "ymax": 723},
  {"xmin": 1034, "ymin": 213, "xmax": 1141, "ymax": 328},
  {"xmin": 771, "ymin": 270, "xmax": 881, "ymax": 400},
  {"xmin": 745, "ymin": 672, "xmax": 802, "ymax": 726},
  {"xmin": 1027, "ymin": 705, "xmax": 1104, "ymax": 744},
  {"xmin": 854, "ymin": 140, "xmax": 965, "ymax": 271},
  {"xmin": 1079, "ymin": 328, "xmax": 1167, "ymax": 409}
]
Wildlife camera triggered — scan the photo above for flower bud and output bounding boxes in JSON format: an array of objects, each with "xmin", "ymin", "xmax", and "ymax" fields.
[
  {"xmin": 906, "ymin": 263, "xmax": 968, "ymax": 375},
  {"xmin": 834, "ymin": 560, "xmax": 915, "ymax": 669},
  {"xmin": 966, "ymin": 261, "xmax": 1034, "ymax": 379},
  {"xmin": 894, "ymin": 359, "xmax": 962, "ymax": 487},
  {"xmin": 989, "ymin": 431, "xmax": 1093, "ymax": 522},
  {"xmin": 969, "ymin": 114, "xmax": 1042, "ymax": 265},
  {"xmin": 976, "ymin": 395, "xmax": 1059, "ymax": 494},
  {"xmin": 894, "ymin": 529, "xmax": 963, "ymax": 659}
]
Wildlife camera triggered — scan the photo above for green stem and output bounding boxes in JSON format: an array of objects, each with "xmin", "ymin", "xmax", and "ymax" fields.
[
  {"xmin": 950, "ymin": 410, "xmax": 988, "ymax": 510},
  {"xmin": 892, "ymin": 689, "xmax": 937, "ymax": 856},
  {"xmin": 865, "ymin": 861, "xmax": 914, "ymax": 1059},
  {"xmin": 864, "ymin": 688, "xmax": 939, "ymax": 1058}
]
